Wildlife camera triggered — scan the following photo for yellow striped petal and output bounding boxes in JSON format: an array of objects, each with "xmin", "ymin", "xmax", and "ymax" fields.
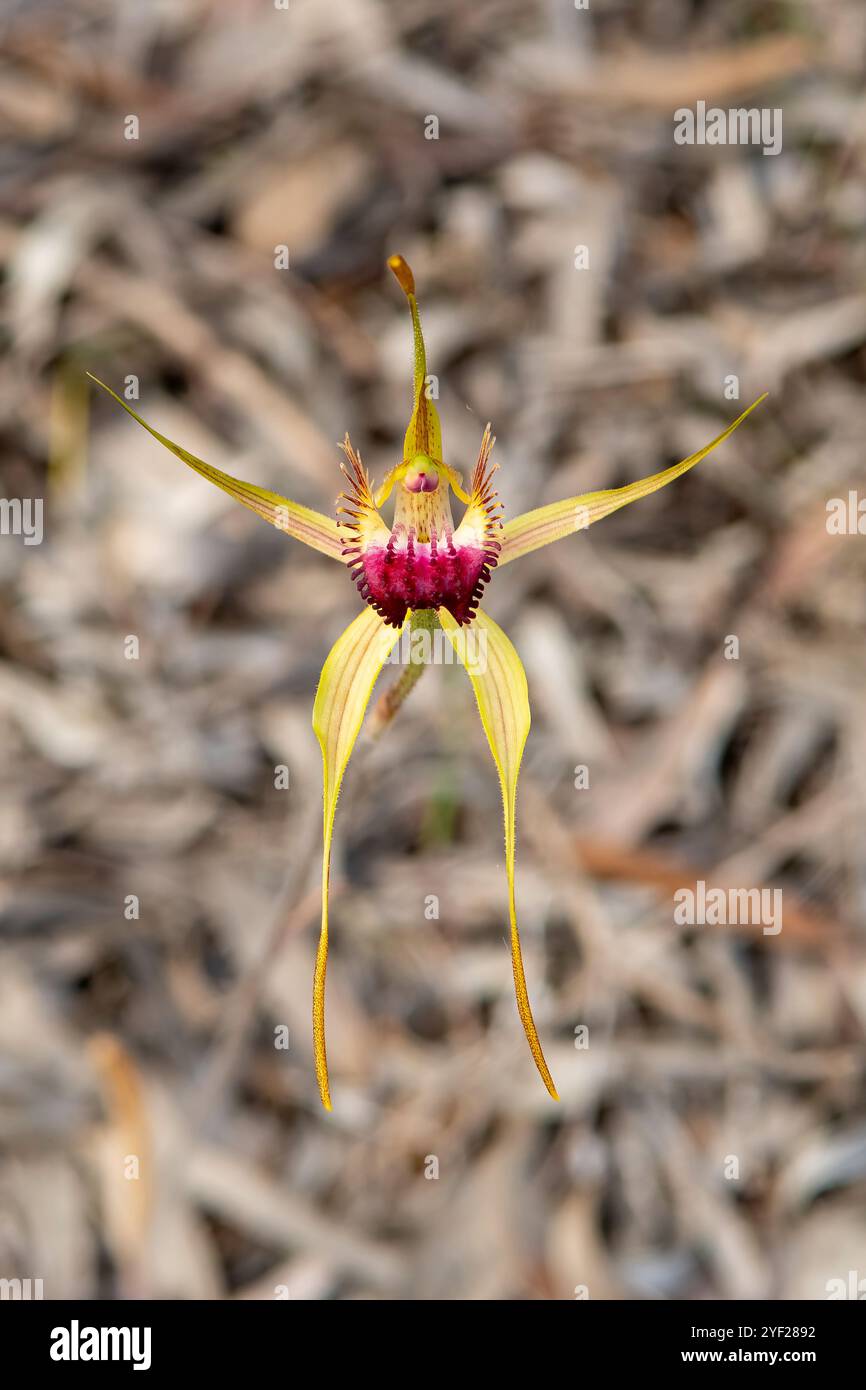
[
  {"xmin": 312, "ymin": 606, "xmax": 406, "ymax": 1109},
  {"xmin": 438, "ymin": 607, "xmax": 558, "ymax": 1100},
  {"xmin": 87, "ymin": 374, "xmax": 344, "ymax": 561},
  {"xmin": 497, "ymin": 393, "xmax": 768, "ymax": 567}
]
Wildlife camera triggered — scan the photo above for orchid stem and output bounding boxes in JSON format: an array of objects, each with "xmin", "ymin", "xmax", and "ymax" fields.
[{"xmin": 367, "ymin": 609, "xmax": 437, "ymax": 739}]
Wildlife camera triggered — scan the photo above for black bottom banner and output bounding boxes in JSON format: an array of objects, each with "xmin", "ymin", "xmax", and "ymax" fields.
[{"xmin": 0, "ymin": 1298, "xmax": 857, "ymax": 1375}]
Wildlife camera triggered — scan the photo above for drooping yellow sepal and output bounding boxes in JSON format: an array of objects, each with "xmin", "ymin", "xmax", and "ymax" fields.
[
  {"xmin": 438, "ymin": 607, "xmax": 559, "ymax": 1100},
  {"xmin": 387, "ymin": 254, "xmax": 443, "ymax": 465},
  {"xmin": 86, "ymin": 374, "xmax": 344, "ymax": 562},
  {"xmin": 311, "ymin": 606, "xmax": 407, "ymax": 1108},
  {"xmin": 497, "ymin": 393, "xmax": 768, "ymax": 566}
]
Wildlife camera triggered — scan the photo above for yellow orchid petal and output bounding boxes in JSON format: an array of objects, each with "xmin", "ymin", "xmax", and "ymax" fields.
[
  {"xmin": 87, "ymin": 373, "xmax": 344, "ymax": 562},
  {"xmin": 497, "ymin": 393, "xmax": 768, "ymax": 567},
  {"xmin": 453, "ymin": 423, "xmax": 504, "ymax": 552},
  {"xmin": 387, "ymin": 255, "xmax": 443, "ymax": 464},
  {"xmin": 438, "ymin": 607, "xmax": 558, "ymax": 1100},
  {"xmin": 312, "ymin": 605, "xmax": 407, "ymax": 1109}
]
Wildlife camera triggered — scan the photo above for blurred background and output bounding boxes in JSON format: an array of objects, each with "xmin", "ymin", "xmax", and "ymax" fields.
[{"xmin": 1, "ymin": 0, "xmax": 865, "ymax": 1301}]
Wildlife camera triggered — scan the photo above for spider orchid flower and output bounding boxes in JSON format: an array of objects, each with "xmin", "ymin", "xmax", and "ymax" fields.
[{"xmin": 87, "ymin": 256, "xmax": 767, "ymax": 1110}]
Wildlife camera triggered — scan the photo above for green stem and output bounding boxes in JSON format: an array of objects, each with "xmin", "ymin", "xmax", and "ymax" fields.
[{"xmin": 368, "ymin": 608, "xmax": 438, "ymax": 739}]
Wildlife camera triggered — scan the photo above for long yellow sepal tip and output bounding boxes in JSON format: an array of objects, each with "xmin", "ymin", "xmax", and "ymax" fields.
[
  {"xmin": 510, "ymin": 904, "xmax": 559, "ymax": 1101},
  {"xmin": 388, "ymin": 253, "xmax": 415, "ymax": 297},
  {"xmin": 314, "ymin": 899, "xmax": 332, "ymax": 1110}
]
